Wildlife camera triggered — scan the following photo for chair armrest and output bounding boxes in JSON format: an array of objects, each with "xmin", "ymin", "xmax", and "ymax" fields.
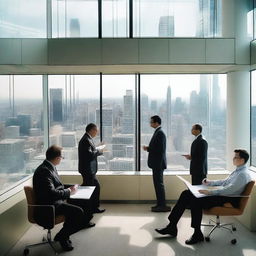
[{"xmin": 29, "ymin": 204, "xmax": 56, "ymax": 229}]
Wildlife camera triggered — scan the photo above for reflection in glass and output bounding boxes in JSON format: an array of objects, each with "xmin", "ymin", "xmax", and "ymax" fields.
[
  {"xmin": 0, "ymin": 75, "xmax": 43, "ymax": 192},
  {"xmin": 140, "ymin": 74, "xmax": 226, "ymax": 171},
  {"xmin": 0, "ymin": 0, "xmax": 46, "ymax": 38}
]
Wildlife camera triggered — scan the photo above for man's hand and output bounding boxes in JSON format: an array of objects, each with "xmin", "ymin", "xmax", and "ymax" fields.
[
  {"xmin": 69, "ymin": 184, "xmax": 78, "ymax": 195},
  {"xmin": 182, "ymin": 154, "xmax": 191, "ymax": 160},
  {"xmin": 202, "ymin": 178, "xmax": 210, "ymax": 185},
  {"xmin": 143, "ymin": 145, "xmax": 148, "ymax": 151},
  {"xmin": 198, "ymin": 189, "xmax": 210, "ymax": 195}
]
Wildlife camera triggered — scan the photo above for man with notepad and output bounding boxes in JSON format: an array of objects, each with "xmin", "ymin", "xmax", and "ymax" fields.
[
  {"xmin": 78, "ymin": 123, "xmax": 105, "ymax": 214},
  {"xmin": 155, "ymin": 149, "xmax": 252, "ymax": 245},
  {"xmin": 33, "ymin": 145, "xmax": 95, "ymax": 251}
]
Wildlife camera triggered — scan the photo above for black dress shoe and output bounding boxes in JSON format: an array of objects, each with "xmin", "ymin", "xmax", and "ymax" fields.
[
  {"xmin": 151, "ymin": 206, "xmax": 171, "ymax": 212},
  {"xmin": 185, "ymin": 234, "xmax": 204, "ymax": 245},
  {"xmin": 84, "ymin": 221, "xmax": 96, "ymax": 228},
  {"xmin": 155, "ymin": 227, "xmax": 177, "ymax": 237},
  {"xmin": 54, "ymin": 234, "xmax": 74, "ymax": 251},
  {"xmin": 93, "ymin": 208, "xmax": 106, "ymax": 213},
  {"xmin": 59, "ymin": 239, "xmax": 74, "ymax": 251}
]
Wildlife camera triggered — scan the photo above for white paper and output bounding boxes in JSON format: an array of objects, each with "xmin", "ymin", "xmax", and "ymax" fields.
[
  {"xmin": 96, "ymin": 144, "xmax": 106, "ymax": 150},
  {"xmin": 176, "ymin": 175, "xmax": 223, "ymax": 198},
  {"xmin": 70, "ymin": 186, "xmax": 95, "ymax": 199}
]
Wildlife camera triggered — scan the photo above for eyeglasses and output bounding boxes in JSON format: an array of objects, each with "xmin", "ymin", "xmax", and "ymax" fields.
[
  {"xmin": 233, "ymin": 156, "xmax": 241, "ymax": 159},
  {"xmin": 59, "ymin": 156, "xmax": 64, "ymax": 159}
]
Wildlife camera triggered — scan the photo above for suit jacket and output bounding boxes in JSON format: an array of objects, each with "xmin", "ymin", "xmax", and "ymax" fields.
[
  {"xmin": 147, "ymin": 127, "xmax": 167, "ymax": 170},
  {"xmin": 32, "ymin": 160, "xmax": 71, "ymax": 228},
  {"xmin": 33, "ymin": 160, "xmax": 70, "ymax": 206},
  {"xmin": 78, "ymin": 133, "xmax": 103, "ymax": 175},
  {"xmin": 190, "ymin": 134, "xmax": 208, "ymax": 176}
]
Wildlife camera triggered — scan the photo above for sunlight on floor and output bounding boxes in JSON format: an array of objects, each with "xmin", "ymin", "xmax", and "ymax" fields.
[{"xmin": 97, "ymin": 216, "xmax": 155, "ymax": 247}]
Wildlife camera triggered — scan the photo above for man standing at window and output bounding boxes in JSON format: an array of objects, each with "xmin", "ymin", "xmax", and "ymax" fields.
[
  {"xmin": 143, "ymin": 115, "xmax": 171, "ymax": 212},
  {"xmin": 182, "ymin": 124, "xmax": 208, "ymax": 185},
  {"xmin": 78, "ymin": 123, "xmax": 105, "ymax": 214}
]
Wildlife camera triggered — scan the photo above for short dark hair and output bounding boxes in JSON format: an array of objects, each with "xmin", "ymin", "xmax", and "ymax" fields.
[
  {"xmin": 234, "ymin": 149, "xmax": 249, "ymax": 164},
  {"xmin": 46, "ymin": 145, "xmax": 62, "ymax": 161},
  {"xmin": 151, "ymin": 115, "xmax": 161, "ymax": 125},
  {"xmin": 86, "ymin": 123, "xmax": 97, "ymax": 133},
  {"xmin": 194, "ymin": 123, "xmax": 202, "ymax": 133}
]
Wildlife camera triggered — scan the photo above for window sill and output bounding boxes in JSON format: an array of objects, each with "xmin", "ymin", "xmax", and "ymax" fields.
[{"xmin": 58, "ymin": 170, "xmax": 231, "ymax": 176}]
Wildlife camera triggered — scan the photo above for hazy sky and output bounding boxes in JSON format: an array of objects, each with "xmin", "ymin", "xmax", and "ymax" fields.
[{"xmin": 0, "ymin": 74, "xmax": 226, "ymax": 101}]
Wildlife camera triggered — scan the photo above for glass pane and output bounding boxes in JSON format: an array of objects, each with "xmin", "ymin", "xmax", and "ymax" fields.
[
  {"xmin": 52, "ymin": 0, "xmax": 98, "ymax": 38},
  {"xmin": 102, "ymin": 75, "xmax": 136, "ymax": 171},
  {"xmin": 251, "ymin": 71, "xmax": 256, "ymax": 166},
  {"xmin": 0, "ymin": 0, "xmax": 46, "ymax": 38},
  {"xmin": 0, "ymin": 75, "xmax": 43, "ymax": 193},
  {"xmin": 140, "ymin": 74, "xmax": 226, "ymax": 171},
  {"xmin": 48, "ymin": 75, "xmax": 100, "ymax": 170},
  {"xmin": 133, "ymin": 0, "xmax": 219, "ymax": 37},
  {"xmin": 102, "ymin": 0, "xmax": 129, "ymax": 37}
]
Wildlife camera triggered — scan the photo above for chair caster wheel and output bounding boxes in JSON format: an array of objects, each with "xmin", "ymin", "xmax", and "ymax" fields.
[
  {"xmin": 205, "ymin": 237, "xmax": 210, "ymax": 242},
  {"xmin": 24, "ymin": 248, "xmax": 29, "ymax": 255},
  {"xmin": 231, "ymin": 239, "xmax": 237, "ymax": 244}
]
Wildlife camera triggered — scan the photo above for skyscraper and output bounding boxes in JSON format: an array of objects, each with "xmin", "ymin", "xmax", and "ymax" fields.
[
  {"xmin": 198, "ymin": 75, "xmax": 210, "ymax": 127},
  {"xmin": 96, "ymin": 108, "xmax": 113, "ymax": 142},
  {"xmin": 69, "ymin": 18, "xmax": 80, "ymax": 37},
  {"xmin": 159, "ymin": 16, "xmax": 175, "ymax": 37},
  {"xmin": 196, "ymin": 0, "xmax": 215, "ymax": 37},
  {"xmin": 122, "ymin": 90, "xmax": 134, "ymax": 134},
  {"xmin": 17, "ymin": 114, "xmax": 31, "ymax": 136},
  {"xmin": 50, "ymin": 88, "xmax": 63, "ymax": 122},
  {"xmin": 211, "ymin": 75, "xmax": 221, "ymax": 124},
  {"xmin": 166, "ymin": 86, "xmax": 172, "ymax": 137}
]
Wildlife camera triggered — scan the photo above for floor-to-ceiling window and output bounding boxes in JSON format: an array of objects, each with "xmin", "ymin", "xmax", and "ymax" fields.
[
  {"xmin": 133, "ymin": 0, "xmax": 221, "ymax": 37},
  {"xmin": 0, "ymin": 75, "xmax": 43, "ymax": 192},
  {"xmin": 251, "ymin": 71, "xmax": 256, "ymax": 166},
  {"xmin": 52, "ymin": 0, "xmax": 98, "ymax": 37},
  {"xmin": 0, "ymin": 0, "xmax": 223, "ymax": 39},
  {"xmin": 102, "ymin": 75, "xmax": 136, "ymax": 171},
  {"xmin": 0, "ymin": 73, "xmax": 227, "ymax": 192},
  {"xmin": 140, "ymin": 74, "xmax": 226, "ymax": 171},
  {"xmin": 0, "ymin": 0, "xmax": 46, "ymax": 38},
  {"xmin": 48, "ymin": 75, "xmax": 100, "ymax": 170}
]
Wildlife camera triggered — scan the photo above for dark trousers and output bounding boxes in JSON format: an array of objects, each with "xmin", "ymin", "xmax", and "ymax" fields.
[
  {"xmin": 152, "ymin": 169, "xmax": 166, "ymax": 207},
  {"xmin": 168, "ymin": 190, "xmax": 239, "ymax": 230},
  {"xmin": 81, "ymin": 173, "xmax": 100, "ymax": 210},
  {"xmin": 191, "ymin": 173, "xmax": 206, "ymax": 185},
  {"xmin": 55, "ymin": 201, "xmax": 93, "ymax": 239}
]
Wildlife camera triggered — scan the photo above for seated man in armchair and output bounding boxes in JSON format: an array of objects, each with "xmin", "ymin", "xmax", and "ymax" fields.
[{"xmin": 155, "ymin": 149, "xmax": 252, "ymax": 245}]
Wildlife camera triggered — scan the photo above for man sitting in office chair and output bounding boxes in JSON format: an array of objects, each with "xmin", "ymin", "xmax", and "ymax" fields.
[
  {"xmin": 33, "ymin": 145, "xmax": 95, "ymax": 251},
  {"xmin": 155, "ymin": 149, "xmax": 252, "ymax": 245}
]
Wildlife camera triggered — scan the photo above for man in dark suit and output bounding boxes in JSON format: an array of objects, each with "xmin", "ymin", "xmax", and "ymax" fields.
[
  {"xmin": 33, "ymin": 145, "xmax": 94, "ymax": 251},
  {"xmin": 78, "ymin": 123, "xmax": 105, "ymax": 214},
  {"xmin": 183, "ymin": 124, "xmax": 208, "ymax": 185},
  {"xmin": 143, "ymin": 115, "xmax": 171, "ymax": 212},
  {"xmin": 155, "ymin": 149, "xmax": 252, "ymax": 245}
]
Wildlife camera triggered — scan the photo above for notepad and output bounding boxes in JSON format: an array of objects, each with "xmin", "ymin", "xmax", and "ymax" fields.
[
  {"xmin": 70, "ymin": 186, "xmax": 95, "ymax": 199},
  {"xmin": 96, "ymin": 144, "xmax": 106, "ymax": 150}
]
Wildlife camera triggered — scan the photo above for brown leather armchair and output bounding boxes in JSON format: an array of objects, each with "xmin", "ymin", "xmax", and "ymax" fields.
[
  {"xmin": 23, "ymin": 186, "xmax": 65, "ymax": 255},
  {"xmin": 202, "ymin": 180, "xmax": 255, "ymax": 244}
]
